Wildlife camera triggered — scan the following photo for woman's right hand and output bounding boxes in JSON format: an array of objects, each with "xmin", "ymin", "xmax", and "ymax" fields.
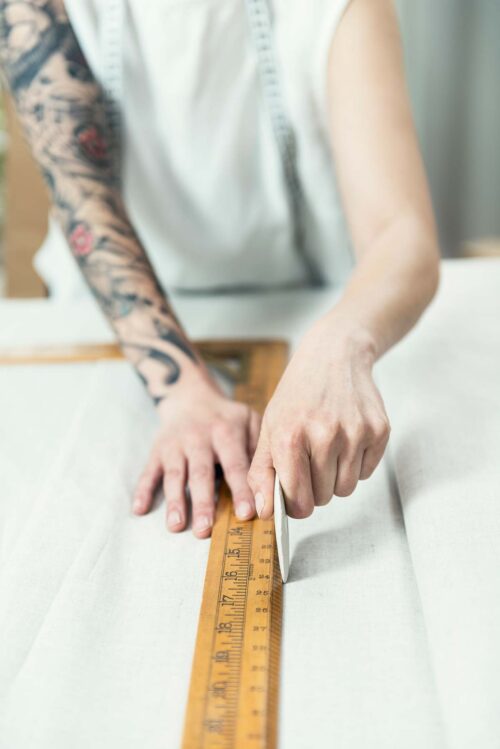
[{"xmin": 132, "ymin": 377, "xmax": 262, "ymax": 538}]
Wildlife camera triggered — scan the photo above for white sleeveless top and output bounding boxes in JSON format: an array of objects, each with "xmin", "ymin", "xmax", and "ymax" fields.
[{"xmin": 35, "ymin": 0, "xmax": 354, "ymax": 297}]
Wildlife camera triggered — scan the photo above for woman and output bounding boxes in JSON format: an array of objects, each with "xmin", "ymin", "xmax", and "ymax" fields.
[{"xmin": 0, "ymin": 0, "xmax": 439, "ymax": 537}]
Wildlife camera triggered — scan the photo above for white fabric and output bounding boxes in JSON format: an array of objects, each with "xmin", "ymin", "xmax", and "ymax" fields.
[
  {"xmin": 1, "ymin": 260, "xmax": 499, "ymax": 747},
  {"xmin": 379, "ymin": 259, "xmax": 500, "ymax": 749},
  {"xmin": 34, "ymin": 0, "xmax": 354, "ymax": 298}
]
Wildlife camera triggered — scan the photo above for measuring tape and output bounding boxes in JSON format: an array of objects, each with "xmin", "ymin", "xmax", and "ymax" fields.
[{"xmin": 0, "ymin": 338, "xmax": 289, "ymax": 748}]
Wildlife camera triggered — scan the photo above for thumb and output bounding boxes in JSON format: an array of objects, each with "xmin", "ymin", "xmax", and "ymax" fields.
[{"xmin": 247, "ymin": 428, "xmax": 275, "ymax": 520}]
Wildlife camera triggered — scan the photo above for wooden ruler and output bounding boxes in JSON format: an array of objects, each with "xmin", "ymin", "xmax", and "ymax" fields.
[
  {"xmin": 0, "ymin": 339, "xmax": 289, "ymax": 748},
  {"xmin": 182, "ymin": 340, "xmax": 288, "ymax": 749}
]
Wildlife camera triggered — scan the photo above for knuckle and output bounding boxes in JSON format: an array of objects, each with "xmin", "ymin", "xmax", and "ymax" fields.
[
  {"xmin": 335, "ymin": 477, "xmax": 357, "ymax": 498},
  {"xmin": 246, "ymin": 469, "xmax": 260, "ymax": 492},
  {"xmin": 138, "ymin": 470, "xmax": 155, "ymax": 484},
  {"xmin": 224, "ymin": 459, "xmax": 249, "ymax": 477},
  {"xmin": 376, "ymin": 417, "xmax": 391, "ymax": 441},
  {"xmin": 275, "ymin": 426, "xmax": 304, "ymax": 453},
  {"xmin": 182, "ymin": 428, "xmax": 203, "ymax": 446},
  {"xmin": 305, "ymin": 417, "xmax": 331, "ymax": 447},
  {"xmin": 156, "ymin": 436, "xmax": 177, "ymax": 453},
  {"xmin": 344, "ymin": 417, "xmax": 366, "ymax": 444},
  {"xmin": 160, "ymin": 442, "xmax": 183, "ymax": 468},
  {"xmin": 233, "ymin": 402, "xmax": 250, "ymax": 421},
  {"xmin": 324, "ymin": 419, "xmax": 343, "ymax": 449},
  {"xmin": 166, "ymin": 499, "xmax": 184, "ymax": 512},
  {"xmin": 328, "ymin": 417, "xmax": 342, "ymax": 436},
  {"xmin": 211, "ymin": 418, "xmax": 234, "ymax": 442},
  {"xmin": 246, "ymin": 464, "xmax": 256, "ymax": 481},
  {"xmin": 189, "ymin": 464, "xmax": 213, "ymax": 481},
  {"xmin": 366, "ymin": 415, "xmax": 390, "ymax": 443},
  {"xmin": 163, "ymin": 465, "xmax": 183, "ymax": 481},
  {"xmin": 192, "ymin": 502, "xmax": 214, "ymax": 514}
]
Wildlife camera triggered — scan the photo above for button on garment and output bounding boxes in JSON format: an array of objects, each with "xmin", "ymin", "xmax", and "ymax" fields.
[{"xmin": 34, "ymin": 0, "xmax": 355, "ymax": 297}]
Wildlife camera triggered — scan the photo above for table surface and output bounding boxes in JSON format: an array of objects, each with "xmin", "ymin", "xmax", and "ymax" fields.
[{"xmin": 1, "ymin": 259, "xmax": 499, "ymax": 749}]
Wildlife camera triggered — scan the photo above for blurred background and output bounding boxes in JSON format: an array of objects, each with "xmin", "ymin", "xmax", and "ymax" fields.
[
  {"xmin": 0, "ymin": 0, "xmax": 499, "ymax": 296},
  {"xmin": 397, "ymin": 0, "xmax": 500, "ymax": 257}
]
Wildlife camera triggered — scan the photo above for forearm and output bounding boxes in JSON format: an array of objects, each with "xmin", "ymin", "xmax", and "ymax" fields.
[
  {"xmin": 324, "ymin": 0, "xmax": 441, "ymax": 363},
  {"xmin": 0, "ymin": 0, "xmax": 208, "ymax": 403},
  {"xmin": 323, "ymin": 215, "xmax": 440, "ymax": 362}
]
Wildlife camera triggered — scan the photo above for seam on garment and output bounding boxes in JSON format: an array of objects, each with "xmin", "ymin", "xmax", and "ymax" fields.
[
  {"xmin": 309, "ymin": 0, "xmax": 357, "ymax": 270},
  {"xmin": 244, "ymin": 0, "xmax": 323, "ymax": 287},
  {"xmin": 102, "ymin": 0, "xmax": 323, "ymax": 287},
  {"xmin": 100, "ymin": 0, "xmax": 125, "ymax": 186}
]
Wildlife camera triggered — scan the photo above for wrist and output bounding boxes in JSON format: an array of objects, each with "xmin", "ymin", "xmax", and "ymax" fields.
[
  {"xmin": 313, "ymin": 307, "xmax": 378, "ymax": 367},
  {"xmin": 155, "ymin": 364, "xmax": 223, "ymax": 416}
]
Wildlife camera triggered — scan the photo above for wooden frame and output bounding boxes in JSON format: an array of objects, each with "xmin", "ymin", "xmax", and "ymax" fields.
[
  {"xmin": 3, "ymin": 92, "xmax": 48, "ymax": 298},
  {"xmin": 462, "ymin": 238, "xmax": 500, "ymax": 259}
]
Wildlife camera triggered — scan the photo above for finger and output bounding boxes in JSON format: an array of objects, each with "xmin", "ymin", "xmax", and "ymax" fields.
[
  {"xmin": 248, "ymin": 410, "xmax": 262, "ymax": 459},
  {"xmin": 247, "ymin": 430, "xmax": 275, "ymax": 520},
  {"xmin": 133, "ymin": 451, "xmax": 163, "ymax": 515},
  {"xmin": 306, "ymin": 423, "xmax": 340, "ymax": 506},
  {"xmin": 359, "ymin": 440, "xmax": 387, "ymax": 480},
  {"xmin": 360, "ymin": 416, "xmax": 391, "ymax": 479},
  {"xmin": 213, "ymin": 424, "xmax": 255, "ymax": 521},
  {"xmin": 334, "ymin": 445, "xmax": 364, "ymax": 497},
  {"xmin": 161, "ymin": 448, "xmax": 188, "ymax": 532},
  {"xmin": 310, "ymin": 448, "xmax": 338, "ymax": 506},
  {"xmin": 274, "ymin": 441, "xmax": 315, "ymax": 519},
  {"xmin": 186, "ymin": 443, "xmax": 216, "ymax": 538}
]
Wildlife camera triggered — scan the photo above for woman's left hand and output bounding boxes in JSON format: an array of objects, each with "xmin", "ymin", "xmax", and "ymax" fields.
[{"xmin": 247, "ymin": 313, "xmax": 391, "ymax": 519}]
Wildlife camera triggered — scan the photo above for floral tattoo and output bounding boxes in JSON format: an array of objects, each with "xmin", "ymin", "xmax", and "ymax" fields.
[{"xmin": 0, "ymin": 0, "xmax": 201, "ymax": 402}]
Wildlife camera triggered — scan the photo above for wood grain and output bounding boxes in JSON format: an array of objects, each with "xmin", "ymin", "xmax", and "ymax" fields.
[{"xmin": 182, "ymin": 340, "xmax": 288, "ymax": 749}]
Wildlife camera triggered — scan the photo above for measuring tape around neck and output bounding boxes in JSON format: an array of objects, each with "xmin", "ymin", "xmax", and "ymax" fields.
[
  {"xmin": 244, "ymin": 0, "xmax": 323, "ymax": 287},
  {"xmin": 100, "ymin": 0, "xmax": 323, "ymax": 286}
]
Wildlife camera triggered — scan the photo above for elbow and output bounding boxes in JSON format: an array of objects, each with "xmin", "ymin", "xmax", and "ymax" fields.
[
  {"xmin": 420, "ymin": 244, "xmax": 440, "ymax": 309},
  {"xmin": 401, "ymin": 213, "xmax": 441, "ymax": 311}
]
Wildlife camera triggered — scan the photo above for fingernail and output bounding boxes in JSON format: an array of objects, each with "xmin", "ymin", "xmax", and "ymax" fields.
[
  {"xmin": 194, "ymin": 515, "xmax": 212, "ymax": 533},
  {"xmin": 168, "ymin": 510, "xmax": 182, "ymax": 528},
  {"xmin": 236, "ymin": 501, "xmax": 252, "ymax": 520},
  {"xmin": 133, "ymin": 499, "xmax": 142, "ymax": 513},
  {"xmin": 255, "ymin": 492, "xmax": 265, "ymax": 518}
]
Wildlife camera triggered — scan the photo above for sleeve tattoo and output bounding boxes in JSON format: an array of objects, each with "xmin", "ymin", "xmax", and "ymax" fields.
[{"xmin": 0, "ymin": 0, "xmax": 202, "ymax": 404}]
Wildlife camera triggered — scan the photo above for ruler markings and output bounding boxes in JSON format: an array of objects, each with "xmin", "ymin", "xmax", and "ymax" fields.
[{"xmin": 183, "ymin": 340, "xmax": 288, "ymax": 749}]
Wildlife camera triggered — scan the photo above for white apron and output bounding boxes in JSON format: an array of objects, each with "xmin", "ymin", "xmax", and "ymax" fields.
[{"xmin": 35, "ymin": 0, "xmax": 354, "ymax": 297}]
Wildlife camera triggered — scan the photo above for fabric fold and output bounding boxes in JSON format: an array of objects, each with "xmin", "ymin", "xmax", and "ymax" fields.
[{"xmin": 379, "ymin": 260, "xmax": 500, "ymax": 749}]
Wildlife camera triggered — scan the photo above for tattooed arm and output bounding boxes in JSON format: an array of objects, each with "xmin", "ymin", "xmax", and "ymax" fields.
[
  {"xmin": 0, "ymin": 0, "xmax": 258, "ymax": 534},
  {"xmin": 0, "ymin": 0, "xmax": 201, "ymax": 400}
]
